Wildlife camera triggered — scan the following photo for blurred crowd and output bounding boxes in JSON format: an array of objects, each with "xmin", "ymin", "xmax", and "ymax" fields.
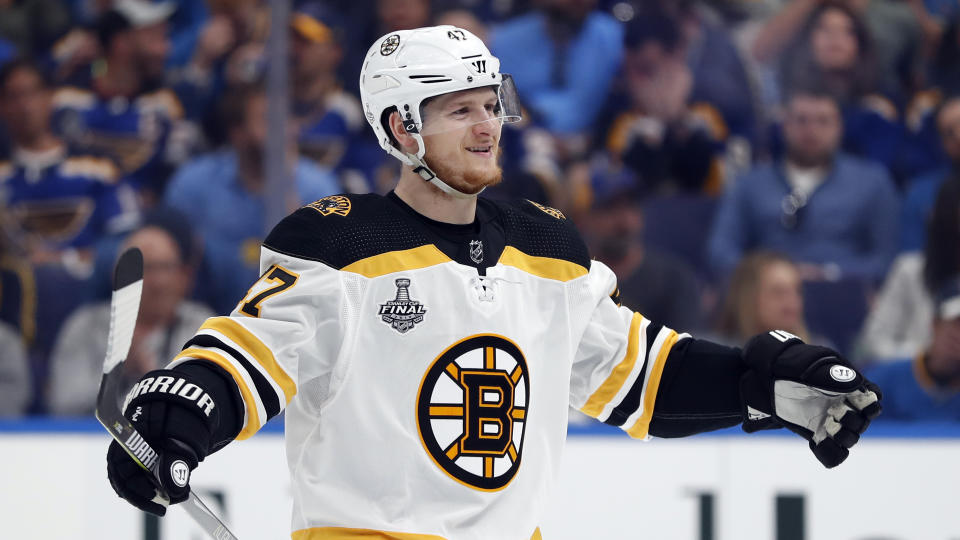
[{"xmin": 0, "ymin": 0, "xmax": 958, "ymax": 422}]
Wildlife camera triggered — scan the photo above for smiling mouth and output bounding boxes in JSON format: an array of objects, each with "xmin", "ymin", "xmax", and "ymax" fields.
[{"xmin": 466, "ymin": 146, "xmax": 493, "ymax": 156}]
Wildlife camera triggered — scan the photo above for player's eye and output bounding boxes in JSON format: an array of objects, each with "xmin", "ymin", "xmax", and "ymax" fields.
[{"xmin": 452, "ymin": 107, "xmax": 469, "ymax": 116}]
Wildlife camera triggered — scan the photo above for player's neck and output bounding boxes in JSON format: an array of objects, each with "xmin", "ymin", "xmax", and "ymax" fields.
[{"xmin": 395, "ymin": 170, "xmax": 477, "ymax": 225}]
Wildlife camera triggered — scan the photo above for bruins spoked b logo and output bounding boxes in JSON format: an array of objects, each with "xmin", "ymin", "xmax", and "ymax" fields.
[
  {"xmin": 307, "ymin": 195, "xmax": 351, "ymax": 217},
  {"xmin": 417, "ymin": 335, "xmax": 529, "ymax": 491}
]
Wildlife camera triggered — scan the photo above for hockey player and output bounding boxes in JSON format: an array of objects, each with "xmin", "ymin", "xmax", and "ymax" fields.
[{"xmin": 106, "ymin": 27, "xmax": 882, "ymax": 540}]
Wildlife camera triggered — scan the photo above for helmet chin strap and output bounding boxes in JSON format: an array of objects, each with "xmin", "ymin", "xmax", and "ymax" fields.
[{"xmin": 406, "ymin": 152, "xmax": 486, "ymax": 200}]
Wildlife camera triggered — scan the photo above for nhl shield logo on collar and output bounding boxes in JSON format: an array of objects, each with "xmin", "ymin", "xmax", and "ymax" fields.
[
  {"xmin": 469, "ymin": 240, "xmax": 483, "ymax": 264},
  {"xmin": 379, "ymin": 278, "xmax": 427, "ymax": 333}
]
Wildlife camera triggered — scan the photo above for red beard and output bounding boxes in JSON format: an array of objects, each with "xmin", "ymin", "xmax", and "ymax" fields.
[{"xmin": 422, "ymin": 146, "xmax": 503, "ymax": 195}]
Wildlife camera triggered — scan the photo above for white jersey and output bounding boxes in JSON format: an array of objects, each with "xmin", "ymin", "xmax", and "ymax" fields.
[{"xmin": 168, "ymin": 194, "xmax": 685, "ymax": 540}]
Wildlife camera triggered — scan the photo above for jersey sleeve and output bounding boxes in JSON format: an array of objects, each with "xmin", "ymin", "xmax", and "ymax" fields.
[
  {"xmin": 569, "ymin": 260, "xmax": 688, "ymax": 440},
  {"xmin": 167, "ymin": 245, "xmax": 343, "ymax": 440}
]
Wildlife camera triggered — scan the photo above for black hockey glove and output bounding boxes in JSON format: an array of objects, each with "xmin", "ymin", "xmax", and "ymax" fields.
[
  {"xmin": 740, "ymin": 331, "xmax": 882, "ymax": 468},
  {"xmin": 106, "ymin": 369, "xmax": 218, "ymax": 516}
]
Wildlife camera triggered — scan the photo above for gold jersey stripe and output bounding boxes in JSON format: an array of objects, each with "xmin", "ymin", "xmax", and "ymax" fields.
[
  {"xmin": 292, "ymin": 527, "xmax": 448, "ymax": 539},
  {"xmin": 341, "ymin": 245, "xmax": 451, "ymax": 278},
  {"xmin": 626, "ymin": 330, "xmax": 680, "ymax": 439},
  {"xmin": 485, "ymin": 346, "xmax": 495, "ymax": 369},
  {"xmin": 497, "ymin": 246, "xmax": 588, "ymax": 282},
  {"xmin": 173, "ymin": 347, "xmax": 262, "ymax": 440},
  {"xmin": 580, "ymin": 313, "xmax": 644, "ymax": 417},
  {"xmin": 199, "ymin": 317, "xmax": 297, "ymax": 405},
  {"xmin": 511, "ymin": 408, "xmax": 526, "ymax": 420},
  {"xmin": 484, "ymin": 457, "xmax": 494, "ymax": 478},
  {"xmin": 531, "ymin": 528, "xmax": 542, "ymax": 540},
  {"xmin": 508, "ymin": 442, "xmax": 518, "ymax": 461}
]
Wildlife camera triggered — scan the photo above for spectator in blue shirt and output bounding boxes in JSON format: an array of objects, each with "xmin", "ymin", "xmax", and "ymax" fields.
[
  {"xmin": 490, "ymin": 0, "xmax": 623, "ymax": 136},
  {"xmin": 164, "ymin": 84, "xmax": 338, "ymax": 314},
  {"xmin": 709, "ymin": 86, "xmax": 899, "ymax": 283},
  {"xmin": 866, "ymin": 277, "xmax": 960, "ymax": 421},
  {"xmin": 762, "ymin": 2, "xmax": 906, "ymax": 178}
]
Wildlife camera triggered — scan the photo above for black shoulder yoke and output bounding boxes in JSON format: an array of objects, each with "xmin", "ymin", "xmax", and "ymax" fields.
[
  {"xmin": 496, "ymin": 199, "xmax": 592, "ymax": 271},
  {"xmin": 262, "ymin": 194, "xmax": 434, "ymax": 269}
]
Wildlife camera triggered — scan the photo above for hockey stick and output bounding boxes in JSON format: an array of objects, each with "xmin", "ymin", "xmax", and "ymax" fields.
[{"xmin": 95, "ymin": 247, "xmax": 239, "ymax": 540}]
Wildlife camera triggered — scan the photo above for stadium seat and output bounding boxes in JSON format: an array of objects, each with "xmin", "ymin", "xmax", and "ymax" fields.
[
  {"xmin": 802, "ymin": 278, "xmax": 871, "ymax": 356},
  {"xmin": 641, "ymin": 194, "xmax": 718, "ymax": 282}
]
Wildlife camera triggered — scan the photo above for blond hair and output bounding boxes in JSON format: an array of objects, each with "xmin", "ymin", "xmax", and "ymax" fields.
[{"xmin": 717, "ymin": 251, "xmax": 810, "ymax": 343}]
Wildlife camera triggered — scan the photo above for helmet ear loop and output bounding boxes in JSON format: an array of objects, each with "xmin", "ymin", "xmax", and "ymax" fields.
[
  {"xmin": 412, "ymin": 133, "xmax": 427, "ymax": 161},
  {"xmin": 406, "ymin": 134, "xmax": 434, "ymax": 180}
]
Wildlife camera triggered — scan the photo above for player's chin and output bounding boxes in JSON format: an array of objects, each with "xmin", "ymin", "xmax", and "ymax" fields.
[
  {"xmin": 448, "ymin": 173, "xmax": 501, "ymax": 195},
  {"xmin": 463, "ymin": 163, "xmax": 503, "ymax": 193}
]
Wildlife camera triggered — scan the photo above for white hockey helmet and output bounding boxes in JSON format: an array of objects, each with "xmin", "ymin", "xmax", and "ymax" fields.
[{"xmin": 359, "ymin": 25, "xmax": 521, "ymax": 198}]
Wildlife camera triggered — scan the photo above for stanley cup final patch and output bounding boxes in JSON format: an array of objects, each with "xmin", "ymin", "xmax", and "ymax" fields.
[{"xmin": 379, "ymin": 278, "xmax": 427, "ymax": 333}]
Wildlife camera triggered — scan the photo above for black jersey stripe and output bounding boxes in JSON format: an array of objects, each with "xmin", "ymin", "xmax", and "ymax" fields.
[
  {"xmin": 603, "ymin": 322, "xmax": 664, "ymax": 427},
  {"xmin": 183, "ymin": 334, "xmax": 282, "ymax": 420}
]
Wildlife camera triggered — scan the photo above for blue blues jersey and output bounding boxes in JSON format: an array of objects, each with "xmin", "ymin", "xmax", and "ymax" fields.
[
  {"xmin": 297, "ymin": 90, "xmax": 384, "ymax": 192},
  {"xmin": 50, "ymin": 86, "xmax": 187, "ymax": 193},
  {"xmin": 865, "ymin": 356, "xmax": 960, "ymax": 421},
  {"xmin": 0, "ymin": 145, "xmax": 138, "ymax": 250},
  {"xmin": 297, "ymin": 91, "xmax": 362, "ymax": 167}
]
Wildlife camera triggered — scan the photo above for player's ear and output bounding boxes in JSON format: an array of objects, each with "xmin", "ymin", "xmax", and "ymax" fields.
[{"xmin": 387, "ymin": 110, "xmax": 419, "ymax": 153}]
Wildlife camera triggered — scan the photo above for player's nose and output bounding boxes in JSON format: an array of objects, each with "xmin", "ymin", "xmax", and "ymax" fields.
[{"xmin": 471, "ymin": 118, "xmax": 496, "ymax": 139}]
